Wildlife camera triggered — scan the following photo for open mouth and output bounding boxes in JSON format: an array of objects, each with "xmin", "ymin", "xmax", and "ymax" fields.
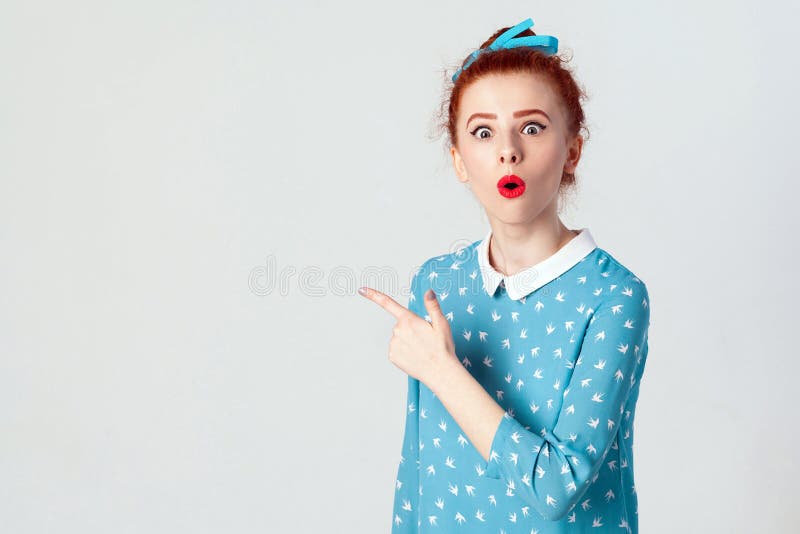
[{"xmin": 497, "ymin": 175, "xmax": 526, "ymax": 198}]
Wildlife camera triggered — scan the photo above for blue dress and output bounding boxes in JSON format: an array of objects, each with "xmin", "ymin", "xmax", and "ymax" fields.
[{"xmin": 391, "ymin": 228, "xmax": 651, "ymax": 533}]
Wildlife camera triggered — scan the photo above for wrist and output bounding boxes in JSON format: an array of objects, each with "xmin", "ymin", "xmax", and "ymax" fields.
[{"xmin": 424, "ymin": 350, "xmax": 461, "ymax": 394}]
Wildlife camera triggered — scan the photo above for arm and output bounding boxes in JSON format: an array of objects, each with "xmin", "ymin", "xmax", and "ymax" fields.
[
  {"xmin": 390, "ymin": 267, "xmax": 426, "ymax": 532},
  {"xmin": 427, "ymin": 282, "xmax": 651, "ymax": 521}
]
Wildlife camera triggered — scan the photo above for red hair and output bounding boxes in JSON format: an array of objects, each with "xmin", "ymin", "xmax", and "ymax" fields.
[{"xmin": 434, "ymin": 24, "xmax": 590, "ymax": 200}]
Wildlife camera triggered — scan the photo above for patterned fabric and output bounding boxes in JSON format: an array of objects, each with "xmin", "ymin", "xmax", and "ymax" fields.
[{"xmin": 391, "ymin": 229, "xmax": 651, "ymax": 533}]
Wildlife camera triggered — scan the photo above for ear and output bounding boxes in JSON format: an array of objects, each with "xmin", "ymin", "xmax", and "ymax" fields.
[
  {"xmin": 450, "ymin": 146, "xmax": 469, "ymax": 185},
  {"xmin": 563, "ymin": 134, "xmax": 584, "ymax": 174}
]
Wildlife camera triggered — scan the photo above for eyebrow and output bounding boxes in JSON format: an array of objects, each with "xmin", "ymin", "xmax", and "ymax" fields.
[{"xmin": 466, "ymin": 108, "xmax": 551, "ymax": 127}]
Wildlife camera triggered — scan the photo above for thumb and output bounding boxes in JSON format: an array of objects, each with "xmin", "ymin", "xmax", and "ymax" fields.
[{"xmin": 423, "ymin": 288, "xmax": 449, "ymax": 332}]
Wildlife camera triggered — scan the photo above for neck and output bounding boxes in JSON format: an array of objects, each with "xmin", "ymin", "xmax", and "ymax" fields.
[{"xmin": 486, "ymin": 214, "xmax": 578, "ymax": 277}]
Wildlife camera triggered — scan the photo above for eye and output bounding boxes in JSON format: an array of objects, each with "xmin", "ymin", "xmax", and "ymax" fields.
[
  {"xmin": 470, "ymin": 125, "xmax": 492, "ymax": 139},
  {"xmin": 522, "ymin": 121, "xmax": 546, "ymax": 135}
]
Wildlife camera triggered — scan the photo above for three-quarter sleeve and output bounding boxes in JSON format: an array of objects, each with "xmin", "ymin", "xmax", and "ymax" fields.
[
  {"xmin": 391, "ymin": 264, "xmax": 428, "ymax": 532},
  {"xmin": 480, "ymin": 284, "xmax": 651, "ymax": 521}
]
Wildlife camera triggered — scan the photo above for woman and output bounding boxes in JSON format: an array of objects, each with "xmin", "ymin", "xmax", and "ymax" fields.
[{"xmin": 359, "ymin": 18, "xmax": 651, "ymax": 533}]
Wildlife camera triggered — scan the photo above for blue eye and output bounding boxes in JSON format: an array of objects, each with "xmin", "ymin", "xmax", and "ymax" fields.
[
  {"xmin": 522, "ymin": 121, "xmax": 546, "ymax": 135},
  {"xmin": 470, "ymin": 126, "xmax": 492, "ymax": 139}
]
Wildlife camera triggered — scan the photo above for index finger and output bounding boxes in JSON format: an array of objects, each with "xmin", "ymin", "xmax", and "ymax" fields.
[{"xmin": 358, "ymin": 286, "xmax": 413, "ymax": 321}]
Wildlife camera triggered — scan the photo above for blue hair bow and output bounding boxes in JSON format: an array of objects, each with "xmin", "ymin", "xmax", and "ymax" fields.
[{"xmin": 451, "ymin": 18, "xmax": 559, "ymax": 82}]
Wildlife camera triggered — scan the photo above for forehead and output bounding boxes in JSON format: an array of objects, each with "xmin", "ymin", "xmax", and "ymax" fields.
[{"xmin": 458, "ymin": 71, "xmax": 561, "ymax": 122}]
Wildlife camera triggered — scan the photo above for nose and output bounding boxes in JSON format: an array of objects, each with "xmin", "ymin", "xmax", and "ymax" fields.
[{"xmin": 499, "ymin": 146, "xmax": 520, "ymax": 165}]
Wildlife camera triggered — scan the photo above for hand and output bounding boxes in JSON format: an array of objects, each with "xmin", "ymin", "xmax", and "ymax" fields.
[{"xmin": 358, "ymin": 286, "xmax": 457, "ymax": 384}]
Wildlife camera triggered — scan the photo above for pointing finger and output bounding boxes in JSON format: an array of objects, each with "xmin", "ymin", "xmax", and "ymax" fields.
[{"xmin": 358, "ymin": 286, "xmax": 411, "ymax": 321}]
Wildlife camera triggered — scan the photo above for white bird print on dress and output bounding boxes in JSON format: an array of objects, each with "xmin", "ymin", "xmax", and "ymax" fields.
[
  {"xmin": 622, "ymin": 286, "xmax": 633, "ymax": 296},
  {"xmin": 607, "ymin": 419, "xmax": 615, "ymax": 431},
  {"xmin": 432, "ymin": 438, "xmax": 441, "ymax": 448},
  {"xmin": 588, "ymin": 417, "xmax": 600, "ymax": 429},
  {"xmin": 535, "ymin": 465, "xmax": 546, "ymax": 478},
  {"xmin": 402, "ymin": 499, "xmax": 412, "ymax": 511},
  {"xmin": 501, "ymin": 338, "xmax": 511, "ymax": 349},
  {"xmin": 581, "ymin": 499, "xmax": 591, "ymax": 511},
  {"xmin": 455, "ymin": 512, "xmax": 466, "ymax": 525},
  {"xmin": 521, "ymin": 506, "xmax": 530, "ymax": 517},
  {"xmin": 466, "ymin": 303, "xmax": 475, "ymax": 314},
  {"xmin": 591, "ymin": 392, "xmax": 605, "ymax": 403},
  {"xmin": 475, "ymin": 510, "xmax": 485, "ymax": 522},
  {"xmin": 529, "ymin": 401, "xmax": 540, "ymax": 413},
  {"xmin": 594, "ymin": 330, "xmax": 606, "ymax": 342},
  {"xmin": 511, "ymin": 311, "xmax": 520, "ymax": 322},
  {"xmin": 547, "ymin": 399, "xmax": 554, "ymax": 409},
  {"xmin": 458, "ymin": 286, "xmax": 467, "ymax": 296},
  {"xmin": 535, "ymin": 301, "xmax": 544, "ymax": 311},
  {"xmin": 521, "ymin": 472, "xmax": 531, "ymax": 486},
  {"xmin": 435, "ymin": 497, "xmax": 445, "ymax": 509},
  {"xmin": 594, "ymin": 359, "xmax": 606, "ymax": 370},
  {"xmin": 504, "ymin": 373, "xmax": 513, "ymax": 383},
  {"xmin": 461, "ymin": 356, "xmax": 472, "ymax": 367},
  {"xmin": 555, "ymin": 291, "xmax": 565, "ymax": 301},
  {"xmin": 546, "ymin": 323, "xmax": 555, "ymax": 334},
  {"xmin": 553, "ymin": 379, "xmax": 561, "ymax": 390},
  {"xmin": 448, "ymin": 483, "xmax": 458, "ymax": 496},
  {"xmin": 566, "ymin": 404, "xmax": 575, "ymax": 415},
  {"xmin": 565, "ymin": 321, "xmax": 574, "ymax": 331},
  {"xmin": 576, "ymin": 303, "xmax": 586, "ymax": 314},
  {"xmin": 445, "ymin": 456, "xmax": 456, "ymax": 468},
  {"xmin": 479, "ymin": 331, "xmax": 488, "ymax": 342},
  {"xmin": 426, "ymin": 465, "xmax": 435, "ymax": 475},
  {"xmin": 496, "ymin": 390, "xmax": 505, "ymax": 401},
  {"xmin": 614, "ymin": 369, "xmax": 624, "ymax": 382},
  {"xmin": 611, "ymin": 304, "xmax": 623, "ymax": 314},
  {"xmin": 553, "ymin": 348, "xmax": 563, "ymax": 359},
  {"xmin": 617, "ymin": 343, "xmax": 628, "ymax": 354},
  {"xmin": 577, "ymin": 275, "xmax": 587, "ymax": 284},
  {"xmin": 488, "ymin": 495, "xmax": 496, "ymax": 506},
  {"xmin": 439, "ymin": 420, "xmax": 447, "ymax": 432},
  {"xmin": 592, "ymin": 515, "xmax": 603, "ymax": 527},
  {"xmin": 581, "ymin": 378, "xmax": 592, "ymax": 387},
  {"xmin": 519, "ymin": 327, "xmax": 527, "ymax": 338},
  {"xmin": 533, "ymin": 368, "xmax": 543, "ymax": 379},
  {"xmin": 517, "ymin": 353, "xmax": 525, "ymax": 364},
  {"xmin": 469, "ymin": 270, "xmax": 477, "ymax": 280},
  {"xmin": 492, "ymin": 310, "xmax": 502, "ymax": 321},
  {"xmin": 586, "ymin": 443, "xmax": 597, "ymax": 455},
  {"xmin": 428, "ymin": 515, "xmax": 438, "ymax": 525},
  {"xmin": 605, "ymin": 489, "xmax": 615, "ymax": 502},
  {"xmin": 516, "ymin": 378, "xmax": 524, "ymax": 391},
  {"xmin": 457, "ymin": 434, "xmax": 468, "ymax": 447},
  {"xmin": 509, "ymin": 512, "xmax": 517, "ymax": 523},
  {"xmin": 593, "ymin": 287, "xmax": 602, "ymax": 296},
  {"xmin": 546, "ymin": 495, "xmax": 557, "ymax": 507},
  {"xmin": 465, "ymin": 485, "xmax": 475, "ymax": 496},
  {"xmin": 566, "ymin": 481, "xmax": 577, "ymax": 493},
  {"xmin": 531, "ymin": 346, "xmax": 541, "ymax": 357},
  {"xmin": 462, "ymin": 330, "xmax": 471, "ymax": 341},
  {"xmin": 483, "ymin": 356, "xmax": 493, "ymax": 367}
]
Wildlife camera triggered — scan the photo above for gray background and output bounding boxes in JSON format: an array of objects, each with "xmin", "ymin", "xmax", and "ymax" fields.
[{"xmin": 1, "ymin": 0, "xmax": 797, "ymax": 532}]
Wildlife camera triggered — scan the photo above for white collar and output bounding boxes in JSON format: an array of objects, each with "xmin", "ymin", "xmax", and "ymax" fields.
[{"xmin": 476, "ymin": 227, "xmax": 598, "ymax": 300}]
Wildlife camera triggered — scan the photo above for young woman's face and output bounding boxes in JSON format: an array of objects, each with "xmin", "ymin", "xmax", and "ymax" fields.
[{"xmin": 451, "ymin": 71, "xmax": 581, "ymax": 225}]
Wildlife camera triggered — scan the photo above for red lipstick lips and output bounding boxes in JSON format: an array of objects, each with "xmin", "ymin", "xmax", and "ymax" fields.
[{"xmin": 497, "ymin": 174, "xmax": 526, "ymax": 198}]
